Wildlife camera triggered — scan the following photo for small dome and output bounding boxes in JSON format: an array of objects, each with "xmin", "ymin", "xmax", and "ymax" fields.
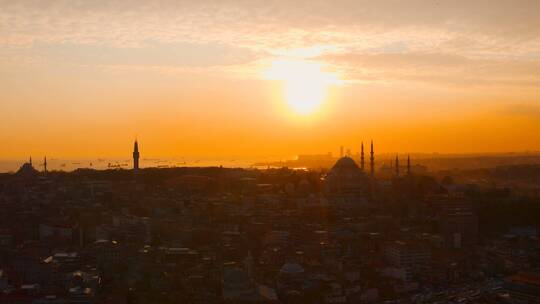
[{"xmin": 280, "ymin": 262, "xmax": 304, "ymax": 274}]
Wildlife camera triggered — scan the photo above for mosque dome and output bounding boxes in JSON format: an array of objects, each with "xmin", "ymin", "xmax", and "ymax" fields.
[
  {"xmin": 327, "ymin": 156, "xmax": 364, "ymax": 180},
  {"xmin": 324, "ymin": 156, "xmax": 367, "ymax": 200},
  {"xmin": 17, "ymin": 161, "xmax": 38, "ymax": 177},
  {"xmin": 330, "ymin": 156, "xmax": 360, "ymax": 173}
]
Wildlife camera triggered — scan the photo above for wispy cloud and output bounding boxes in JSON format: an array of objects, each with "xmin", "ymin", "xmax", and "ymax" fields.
[
  {"xmin": 320, "ymin": 52, "xmax": 540, "ymax": 87},
  {"xmin": 35, "ymin": 41, "xmax": 258, "ymax": 67},
  {"xmin": 1, "ymin": 0, "xmax": 540, "ymax": 87}
]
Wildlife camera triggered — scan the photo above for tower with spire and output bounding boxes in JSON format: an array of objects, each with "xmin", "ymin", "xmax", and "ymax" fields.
[
  {"xmin": 360, "ymin": 142, "xmax": 365, "ymax": 171},
  {"xmin": 407, "ymin": 155, "xmax": 411, "ymax": 175},
  {"xmin": 370, "ymin": 140, "xmax": 375, "ymax": 177},
  {"xmin": 395, "ymin": 155, "xmax": 400, "ymax": 177},
  {"xmin": 43, "ymin": 156, "xmax": 47, "ymax": 173},
  {"xmin": 133, "ymin": 139, "xmax": 140, "ymax": 170}
]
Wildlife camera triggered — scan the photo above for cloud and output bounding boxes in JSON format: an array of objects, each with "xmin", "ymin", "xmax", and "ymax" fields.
[
  {"xmin": 1, "ymin": 1, "xmax": 539, "ymax": 48},
  {"xmin": 320, "ymin": 52, "xmax": 540, "ymax": 87},
  {"xmin": 504, "ymin": 104, "xmax": 540, "ymax": 119},
  {"xmin": 0, "ymin": 0, "xmax": 539, "ymax": 87},
  {"xmin": 35, "ymin": 41, "xmax": 258, "ymax": 68}
]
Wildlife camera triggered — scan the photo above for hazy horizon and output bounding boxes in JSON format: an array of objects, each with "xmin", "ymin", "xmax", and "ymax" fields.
[
  {"xmin": 3, "ymin": 149, "xmax": 540, "ymax": 161},
  {"xmin": 3, "ymin": 149, "xmax": 540, "ymax": 173}
]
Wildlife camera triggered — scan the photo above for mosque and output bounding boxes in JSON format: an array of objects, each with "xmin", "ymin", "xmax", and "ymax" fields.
[
  {"xmin": 16, "ymin": 156, "xmax": 42, "ymax": 178},
  {"xmin": 324, "ymin": 141, "xmax": 411, "ymax": 203}
]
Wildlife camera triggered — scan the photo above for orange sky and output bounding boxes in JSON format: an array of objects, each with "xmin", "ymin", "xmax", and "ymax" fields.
[{"xmin": 1, "ymin": 1, "xmax": 540, "ymax": 159}]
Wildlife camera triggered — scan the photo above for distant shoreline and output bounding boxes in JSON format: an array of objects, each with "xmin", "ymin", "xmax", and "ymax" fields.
[{"xmin": 2, "ymin": 152, "xmax": 540, "ymax": 173}]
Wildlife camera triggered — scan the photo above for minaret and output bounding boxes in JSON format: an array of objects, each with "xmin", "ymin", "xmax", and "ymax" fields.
[
  {"xmin": 44, "ymin": 156, "xmax": 47, "ymax": 173},
  {"xmin": 407, "ymin": 155, "xmax": 411, "ymax": 175},
  {"xmin": 340, "ymin": 146, "xmax": 344, "ymax": 158},
  {"xmin": 370, "ymin": 140, "xmax": 374, "ymax": 177},
  {"xmin": 360, "ymin": 142, "xmax": 365, "ymax": 171},
  {"xmin": 395, "ymin": 155, "xmax": 400, "ymax": 177},
  {"xmin": 133, "ymin": 139, "xmax": 140, "ymax": 170},
  {"xmin": 29, "ymin": 156, "xmax": 32, "ymax": 166},
  {"xmin": 244, "ymin": 251, "xmax": 254, "ymax": 280}
]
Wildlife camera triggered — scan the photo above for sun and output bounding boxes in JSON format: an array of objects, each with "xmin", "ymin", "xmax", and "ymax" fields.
[{"xmin": 264, "ymin": 58, "xmax": 340, "ymax": 115}]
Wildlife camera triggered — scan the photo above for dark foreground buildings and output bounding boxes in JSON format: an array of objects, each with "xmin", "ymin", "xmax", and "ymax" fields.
[{"xmin": 0, "ymin": 142, "xmax": 539, "ymax": 303}]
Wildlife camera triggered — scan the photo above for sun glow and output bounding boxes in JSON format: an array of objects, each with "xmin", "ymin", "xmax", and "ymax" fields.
[{"xmin": 264, "ymin": 58, "xmax": 341, "ymax": 115}]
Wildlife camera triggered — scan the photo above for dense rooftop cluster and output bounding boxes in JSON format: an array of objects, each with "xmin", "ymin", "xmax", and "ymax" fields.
[{"xmin": 0, "ymin": 160, "xmax": 539, "ymax": 303}]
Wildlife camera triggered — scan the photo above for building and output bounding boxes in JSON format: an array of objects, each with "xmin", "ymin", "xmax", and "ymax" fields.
[
  {"xmin": 438, "ymin": 200, "xmax": 478, "ymax": 248},
  {"xmin": 39, "ymin": 221, "xmax": 77, "ymax": 242},
  {"xmin": 221, "ymin": 267, "xmax": 258, "ymax": 302},
  {"xmin": 504, "ymin": 271, "xmax": 540, "ymax": 304},
  {"xmin": 384, "ymin": 240, "xmax": 431, "ymax": 281}
]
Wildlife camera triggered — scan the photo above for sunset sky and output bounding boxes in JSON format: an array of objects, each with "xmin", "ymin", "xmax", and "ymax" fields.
[{"xmin": 1, "ymin": 0, "xmax": 540, "ymax": 159}]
